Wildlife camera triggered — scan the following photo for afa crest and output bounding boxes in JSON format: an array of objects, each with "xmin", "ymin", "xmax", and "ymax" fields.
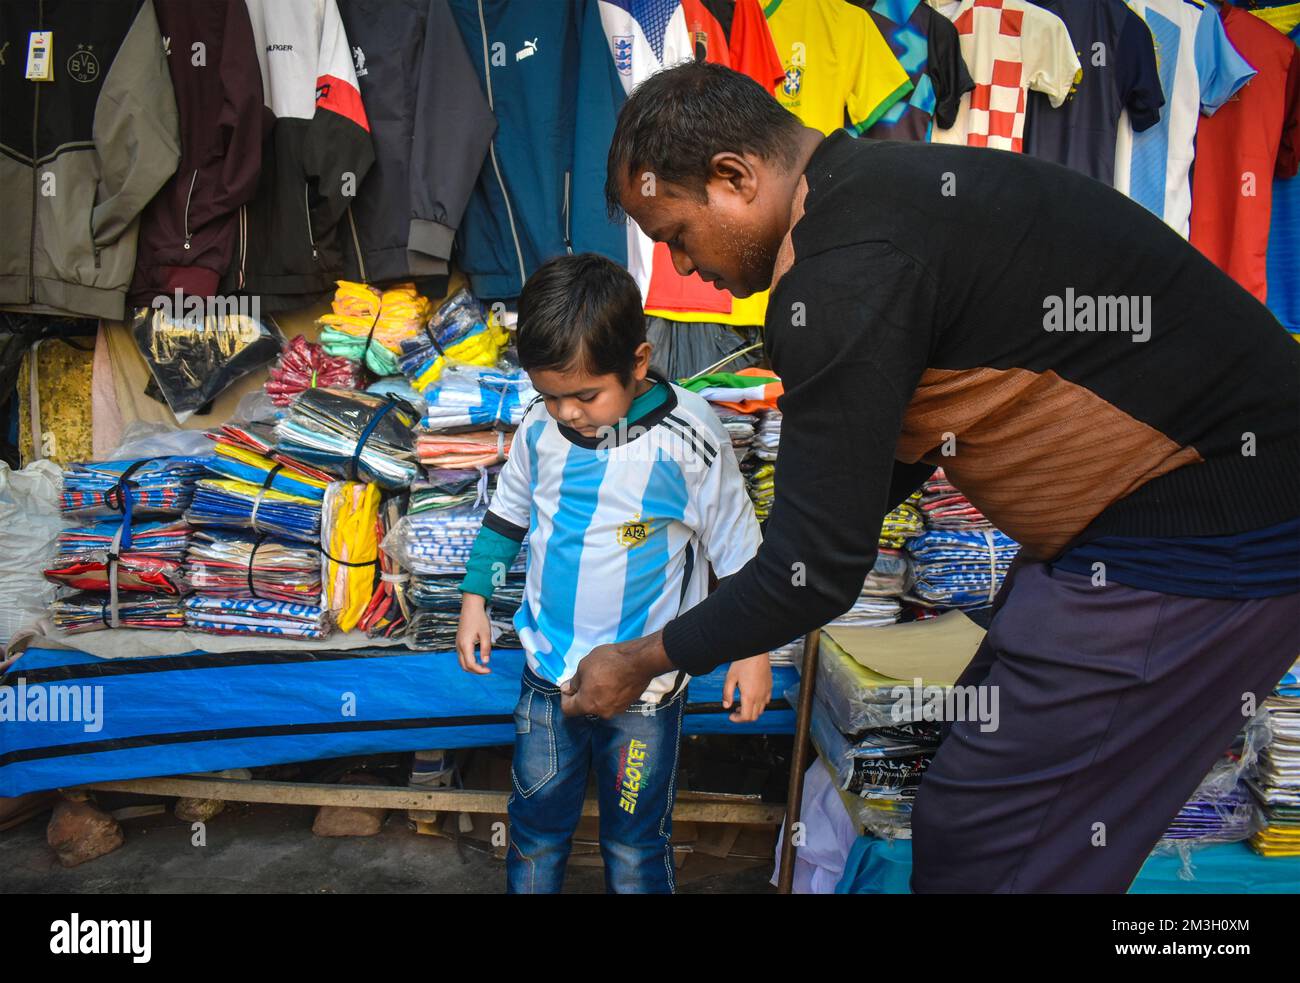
[{"xmin": 617, "ymin": 516, "xmax": 652, "ymax": 548}]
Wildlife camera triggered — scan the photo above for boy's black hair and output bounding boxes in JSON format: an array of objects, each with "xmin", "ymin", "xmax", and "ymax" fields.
[
  {"xmin": 605, "ymin": 60, "xmax": 805, "ymax": 219},
  {"xmin": 516, "ymin": 253, "xmax": 646, "ymax": 383}
]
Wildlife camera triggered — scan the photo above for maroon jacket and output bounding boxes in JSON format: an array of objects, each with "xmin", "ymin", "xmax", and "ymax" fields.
[{"xmin": 129, "ymin": 0, "xmax": 264, "ymax": 304}]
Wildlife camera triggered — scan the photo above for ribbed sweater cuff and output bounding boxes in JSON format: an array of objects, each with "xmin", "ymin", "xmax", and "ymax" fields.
[{"xmin": 661, "ymin": 610, "xmax": 719, "ymax": 676}]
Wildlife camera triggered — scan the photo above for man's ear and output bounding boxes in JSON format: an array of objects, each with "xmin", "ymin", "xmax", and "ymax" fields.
[{"xmin": 710, "ymin": 151, "xmax": 760, "ymax": 203}]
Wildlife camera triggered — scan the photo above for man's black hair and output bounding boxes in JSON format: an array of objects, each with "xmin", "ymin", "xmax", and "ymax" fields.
[
  {"xmin": 604, "ymin": 60, "xmax": 805, "ymax": 219},
  {"xmin": 516, "ymin": 253, "xmax": 646, "ymax": 383}
]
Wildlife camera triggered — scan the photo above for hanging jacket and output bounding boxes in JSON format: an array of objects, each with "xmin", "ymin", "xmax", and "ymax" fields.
[
  {"xmin": 226, "ymin": 0, "xmax": 375, "ymax": 311},
  {"xmin": 336, "ymin": 0, "xmax": 495, "ymax": 288},
  {"xmin": 448, "ymin": 0, "xmax": 626, "ymax": 301},
  {"xmin": 0, "ymin": 0, "xmax": 181, "ymax": 321},
  {"xmin": 128, "ymin": 0, "xmax": 264, "ymax": 305}
]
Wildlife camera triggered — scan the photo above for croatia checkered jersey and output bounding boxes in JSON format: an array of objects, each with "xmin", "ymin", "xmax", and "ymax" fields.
[{"xmin": 484, "ymin": 379, "xmax": 761, "ymax": 702}]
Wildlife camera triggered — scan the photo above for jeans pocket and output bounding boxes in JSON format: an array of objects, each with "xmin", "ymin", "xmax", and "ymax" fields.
[{"xmin": 512, "ymin": 685, "xmax": 558, "ymax": 797}]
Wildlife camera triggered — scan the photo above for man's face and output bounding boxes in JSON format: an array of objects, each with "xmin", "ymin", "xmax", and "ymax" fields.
[{"xmin": 618, "ymin": 160, "xmax": 782, "ymax": 299}]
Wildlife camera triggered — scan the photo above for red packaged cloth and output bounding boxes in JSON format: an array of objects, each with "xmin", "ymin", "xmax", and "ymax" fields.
[{"xmin": 265, "ymin": 335, "xmax": 364, "ymax": 407}]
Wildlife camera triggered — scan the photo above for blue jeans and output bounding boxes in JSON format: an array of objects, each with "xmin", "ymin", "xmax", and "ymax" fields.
[{"xmin": 506, "ymin": 666, "xmax": 685, "ymax": 894}]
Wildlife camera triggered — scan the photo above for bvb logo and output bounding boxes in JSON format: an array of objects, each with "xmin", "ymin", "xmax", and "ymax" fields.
[
  {"xmin": 617, "ymin": 516, "xmax": 651, "ymax": 549},
  {"xmin": 68, "ymin": 45, "xmax": 100, "ymax": 83}
]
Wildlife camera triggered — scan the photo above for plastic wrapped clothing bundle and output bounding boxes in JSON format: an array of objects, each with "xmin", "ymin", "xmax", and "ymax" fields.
[
  {"xmin": 753, "ymin": 410, "xmax": 781, "ymax": 461},
  {"xmin": 420, "ymin": 363, "xmax": 537, "ymax": 431},
  {"xmin": 60, "ymin": 458, "xmax": 209, "ymax": 517},
  {"xmin": 184, "ymin": 530, "xmax": 323, "ymax": 605},
  {"xmin": 321, "ymin": 481, "xmax": 381, "ymax": 634},
  {"xmin": 397, "ymin": 288, "xmax": 510, "ymax": 396},
  {"xmin": 829, "ymin": 596, "xmax": 901, "ymax": 628},
  {"xmin": 44, "ymin": 554, "xmax": 186, "ymax": 595},
  {"xmin": 711, "ymin": 406, "xmax": 757, "ymax": 465},
  {"xmin": 274, "ymin": 387, "xmax": 419, "ymax": 490},
  {"xmin": 809, "ymin": 690, "xmax": 931, "ymax": 801},
  {"xmin": 407, "ymin": 574, "xmax": 524, "ymax": 650},
  {"xmin": 186, "ymin": 478, "xmax": 322, "ymax": 544},
  {"xmin": 265, "ymin": 334, "xmax": 364, "ymax": 407},
  {"xmin": 318, "ymin": 281, "xmax": 433, "ymax": 376},
  {"xmin": 408, "ymin": 608, "xmax": 519, "ymax": 650},
  {"xmin": 861, "ymin": 548, "xmax": 912, "ymax": 598},
  {"xmin": 905, "ymin": 529, "xmax": 1020, "ymax": 610},
  {"xmin": 918, "ymin": 468, "xmax": 992, "ymax": 531},
  {"xmin": 357, "ymin": 494, "xmax": 412, "ymax": 640},
  {"xmin": 52, "ymin": 592, "xmax": 186, "ymax": 633},
  {"xmin": 416, "ymin": 430, "xmax": 512, "ymax": 469},
  {"xmin": 1248, "ymin": 660, "xmax": 1300, "ymax": 856},
  {"xmin": 184, "ymin": 596, "xmax": 331, "ymax": 639},
  {"xmin": 385, "ymin": 505, "xmax": 527, "ymax": 578},
  {"xmin": 130, "ymin": 303, "xmax": 284, "ymax": 423},
  {"xmin": 56, "ymin": 519, "xmax": 191, "ymax": 561},
  {"xmin": 879, "ymin": 495, "xmax": 924, "ymax": 548},
  {"xmin": 743, "ymin": 460, "xmax": 775, "ymax": 522},
  {"xmin": 409, "ymin": 467, "xmax": 497, "ymax": 514},
  {"xmin": 205, "ymin": 441, "xmax": 330, "ymax": 502}
]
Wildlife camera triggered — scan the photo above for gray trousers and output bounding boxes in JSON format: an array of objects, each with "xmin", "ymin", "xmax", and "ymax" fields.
[{"xmin": 910, "ymin": 560, "xmax": 1300, "ymax": 893}]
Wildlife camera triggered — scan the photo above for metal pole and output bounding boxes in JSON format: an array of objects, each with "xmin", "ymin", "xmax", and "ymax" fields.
[{"xmin": 777, "ymin": 628, "xmax": 820, "ymax": 894}]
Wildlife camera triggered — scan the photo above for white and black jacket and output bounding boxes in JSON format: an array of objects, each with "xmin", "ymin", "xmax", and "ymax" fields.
[{"xmin": 226, "ymin": 0, "xmax": 375, "ymax": 311}]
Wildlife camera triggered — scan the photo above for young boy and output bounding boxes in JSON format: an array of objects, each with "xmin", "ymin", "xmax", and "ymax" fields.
[{"xmin": 456, "ymin": 253, "xmax": 771, "ymax": 894}]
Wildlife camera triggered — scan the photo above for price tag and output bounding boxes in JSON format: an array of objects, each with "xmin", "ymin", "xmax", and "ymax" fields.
[{"xmin": 26, "ymin": 31, "xmax": 53, "ymax": 82}]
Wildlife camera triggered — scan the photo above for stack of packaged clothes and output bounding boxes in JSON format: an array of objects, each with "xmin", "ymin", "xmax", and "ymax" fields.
[
  {"xmin": 916, "ymin": 469, "xmax": 992, "ymax": 530},
  {"xmin": 420, "ymin": 363, "xmax": 536, "ymax": 431},
  {"xmin": 711, "ymin": 407, "xmax": 757, "ymax": 466},
  {"xmin": 1159, "ymin": 749, "xmax": 1256, "ymax": 847},
  {"xmin": 265, "ymin": 334, "xmax": 364, "ymax": 406},
  {"xmin": 318, "ymin": 281, "xmax": 433, "ymax": 376},
  {"xmin": 416, "ymin": 431, "xmax": 512, "ymax": 470},
  {"xmin": 184, "ymin": 530, "xmax": 322, "ymax": 605},
  {"xmin": 879, "ymin": 493, "xmax": 924, "ymax": 549},
  {"xmin": 1249, "ymin": 659, "xmax": 1300, "ymax": 856},
  {"xmin": 407, "ymin": 575, "xmax": 524, "ymax": 650},
  {"xmin": 183, "ymin": 596, "xmax": 331, "ymax": 639},
  {"xmin": 387, "ymin": 505, "xmax": 525, "ymax": 578},
  {"xmin": 743, "ymin": 461, "xmax": 776, "ymax": 523},
  {"xmin": 60, "ymin": 458, "xmax": 207, "ymax": 515},
  {"xmin": 398, "ymin": 289, "xmax": 510, "ymax": 398},
  {"xmin": 408, "ymin": 469, "xmax": 497, "ymax": 514},
  {"xmin": 752, "ymin": 410, "xmax": 781, "ymax": 463},
  {"xmin": 274, "ymin": 387, "xmax": 420, "ymax": 490},
  {"xmin": 904, "ymin": 529, "xmax": 1019, "ymax": 611},
  {"xmin": 53, "ymin": 593, "xmax": 186, "ymax": 633}
]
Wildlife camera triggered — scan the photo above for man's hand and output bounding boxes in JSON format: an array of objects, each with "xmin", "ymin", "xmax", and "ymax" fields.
[
  {"xmin": 560, "ymin": 630, "xmax": 674, "ymax": 718},
  {"xmin": 722, "ymin": 653, "xmax": 772, "ymax": 723},
  {"xmin": 456, "ymin": 593, "xmax": 493, "ymax": 675}
]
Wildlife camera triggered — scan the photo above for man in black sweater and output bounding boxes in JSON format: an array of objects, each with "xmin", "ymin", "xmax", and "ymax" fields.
[{"xmin": 564, "ymin": 62, "xmax": 1300, "ymax": 892}]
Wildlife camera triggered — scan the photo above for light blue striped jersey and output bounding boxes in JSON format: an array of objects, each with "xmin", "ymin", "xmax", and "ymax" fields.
[{"xmin": 484, "ymin": 382, "xmax": 760, "ymax": 702}]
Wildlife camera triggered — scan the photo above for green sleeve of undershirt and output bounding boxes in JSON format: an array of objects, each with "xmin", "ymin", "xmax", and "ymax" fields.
[{"xmin": 459, "ymin": 526, "xmax": 523, "ymax": 600}]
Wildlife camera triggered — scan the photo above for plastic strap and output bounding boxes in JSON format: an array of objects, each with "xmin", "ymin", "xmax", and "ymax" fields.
[
  {"xmin": 246, "ymin": 532, "xmax": 269, "ymax": 600},
  {"xmin": 421, "ymin": 320, "xmax": 447, "ymax": 357},
  {"xmin": 379, "ymin": 571, "xmax": 410, "ymax": 584},
  {"xmin": 106, "ymin": 523, "xmax": 124, "ymax": 629},
  {"xmin": 109, "ymin": 459, "xmax": 151, "ymax": 551},
  {"xmin": 348, "ymin": 397, "xmax": 400, "ymax": 480},
  {"xmin": 249, "ymin": 463, "xmax": 284, "ymax": 534},
  {"xmin": 983, "ymin": 529, "xmax": 998, "ymax": 603},
  {"xmin": 320, "ymin": 545, "xmax": 379, "ymax": 568},
  {"xmin": 473, "ymin": 466, "xmax": 489, "ymax": 508},
  {"xmin": 359, "ymin": 305, "xmax": 382, "ymax": 368}
]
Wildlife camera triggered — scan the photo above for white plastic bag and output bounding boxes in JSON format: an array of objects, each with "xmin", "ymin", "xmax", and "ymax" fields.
[{"xmin": 0, "ymin": 460, "xmax": 63, "ymax": 649}]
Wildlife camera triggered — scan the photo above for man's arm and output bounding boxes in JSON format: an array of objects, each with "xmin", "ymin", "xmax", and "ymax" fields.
[{"xmin": 560, "ymin": 241, "xmax": 937, "ymax": 716}]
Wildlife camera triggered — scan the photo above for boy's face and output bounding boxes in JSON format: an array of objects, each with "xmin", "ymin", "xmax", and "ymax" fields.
[
  {"xmin": 617, "ymin": 152, "xmax": 786, "ymax": 299},
  {"xmin": 528, "ymin": 342, "xmax": 653, "ymax": 437}
]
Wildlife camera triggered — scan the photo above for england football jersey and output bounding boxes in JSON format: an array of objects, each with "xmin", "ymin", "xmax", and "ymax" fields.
[
  {"xmin": 484, "ymin": 382, "xmax": 761, "ymax": 703},
  {"xmin": 1113, "ymin": 0, "xmax": 1256, "ymax": 237}
]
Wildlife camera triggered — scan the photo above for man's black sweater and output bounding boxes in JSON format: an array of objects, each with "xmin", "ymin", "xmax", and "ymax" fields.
[{"xmin": 662, "ymin": 130, "xmax": 1300, "ymax": 674}]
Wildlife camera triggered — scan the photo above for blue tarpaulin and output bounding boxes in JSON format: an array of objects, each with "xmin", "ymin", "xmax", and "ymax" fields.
[{"xmin": 0, "ymin": 647, "xmax": 795, "ymax": 796}]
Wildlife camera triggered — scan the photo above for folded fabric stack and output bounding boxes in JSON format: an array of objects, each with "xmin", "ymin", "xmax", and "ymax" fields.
[
  {"xmin": 184, "ymin": 596, "xmax": 331, "ymax": 639},
  {"xmin": 680, "ymin": 368, "xmax": 782, "ymax": 415},
  {"xmin": 60, "ymin": 458, "xmax": 208, "ymax": 517},
  {"xmin": 204, "ymin": 440, "xmax": 331, "ymax": 502},
  {"xmin": 52, "ymin": 591, "xmax": 187, "ymax": 633},
  {"xmin": 829, "ymin": 596, "xmax": 901, "ymax": 629},
  {"xmin": 1249, "ymin": 660, "xmax": 1300, "ymax": 856},
  {"xmin": 420, "ymin": 363, "xmax": 537, "ymax": 431},
  {"xmin": 1162, "ymin": 784, "xmax": 1255, "ymax": 843},
  {"xmin": 398, "ymin": 289, "xmax": 510, "ymax": 397},
  {"xmin": 184, "ymin": 530, "xmax": 322, "ymax": 605},
  {"xmin": 406, "ymin": 575, "xmax": 524, "ymax": 650},
  {"xmin": 274, "ymin": 387, "xmax": 419, "ymax": 490},
  {"xmin": 389, "ymin": 506, "xmax": 526, "ymax": 578},
  {"xmin": 810, "ymin": 694, "xmax": 933, "ymax": 804},
  {"xmin": 879, "ymin": 493, "xmax": 924, "ymax": 548},
  {"xmin": 711, "ymin": 406, "xmax": 757, "ymax": 466},
  {"xmin": 55, "ymin": 519, "xmax": 190, "ymax": 560},
  {"xmin": 321, "ymin": 481, "xmax": 381, "ymax": 633},
  {"xmin": 318, "ymin": 281, "xmax": 433, "ymax": 376},
  {"xmin": 905, "ymin": 529, "xmax": 1019, "ymax": 610},
  {"xmin": 409, "ymin": 469, "xmax": 497, "ymax": 514},
  {"xmin": 743, "ymin": 460, "xmax": 775, "ymax": 522},
  {"xmin": 862, "ymin": 548, "xmax": 912, "ymax": 597},
  {"xmin": 265, "ymin": 334, "xmax": 364, "ymax": 406},
  {"xmin": 918, "ymin": 469, "xmax": 992, "ymax": 531},
  {"xmin": 416, "ymin": 431, "xmax": 512, "ymax": 469},
  {"xmin": 186, "ymin": 479, "xmax": 322, "ymax": 544},
  {"xmin": 753, "ymin": 410, "xmax": 781, "ymax": 462}
]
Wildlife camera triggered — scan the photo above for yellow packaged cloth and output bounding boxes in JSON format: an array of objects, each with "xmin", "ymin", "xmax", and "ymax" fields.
[
  {"xmin": 322, "ymin": 480, "xmax": 381, "ymax": 632},
  {"xmin": 318, "ymin": 281, "xmax": 433, "ymax": 375}
]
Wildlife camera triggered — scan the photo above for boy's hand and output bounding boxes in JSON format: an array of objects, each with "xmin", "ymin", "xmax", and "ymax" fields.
[
  {"xmin": 456, "ymin": 594, "xmax": 493, "ymax": 675},
  {"xmin": 722, "ymin": 653, "xmax": 771, "ymax": 723}
]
